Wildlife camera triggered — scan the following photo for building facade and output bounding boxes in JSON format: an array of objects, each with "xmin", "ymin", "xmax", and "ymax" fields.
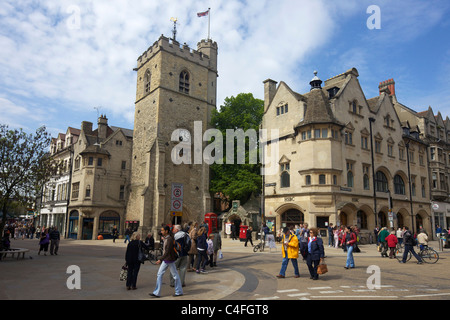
[
  {"xmin": 39, "ymin": 127, "xmax": 80, "ymax": 236},
  {"xmin": 126, "ymin": 35, "xmax": 217, "ymax": 237},
  {"xmin": 262, "ymin": 68, "xmax": 432, "ymax": 239},
  {"xmin": 66, "ymin": 116, "xmax": 133, "ymax": 240}
]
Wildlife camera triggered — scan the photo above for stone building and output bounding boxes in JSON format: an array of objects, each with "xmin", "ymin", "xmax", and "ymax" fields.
[
  {"xmin": 126, "ymin": 35, "xmax": 218, "ymax": 237},
  {"xmin": 393, "ymin": 95, "xmax": 450, "ymax": 233},
  {"xmin": 40, "ymin": 127, "xmax": 80, "ymax": 235},
  {"xmin": 66, "ymin": 116, "xmax": 133, "ymax": 240},
  {"xmin": 261, "ymin": 68, "xmax": 432, "ymax": 239}
]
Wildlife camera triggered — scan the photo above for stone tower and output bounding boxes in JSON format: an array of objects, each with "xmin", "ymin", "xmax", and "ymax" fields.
[{"xmin": 126, "ymin": 35, "xmax": 218, "ymax": 236}]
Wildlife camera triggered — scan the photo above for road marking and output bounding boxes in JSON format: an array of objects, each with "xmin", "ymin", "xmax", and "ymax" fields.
[
  {"xmin": 340, "ymin": 285, "xmax": 365, "ymax": 289},
  {"xmin": 352, "ymin": 289, "xmax": 377, "ymax": 292},
  {"xmin": 404, "ymin": 293, "xmax": 450, "ymax": 298},
  {"xmin": 308, "ymin": 286, "xmax": 332, "ymax": 290},
  {"xmin": 256, "ymin": 296, "xmax": 280, "ymax": 300},
  {"xmin": 277, "ymin": 289, "xmax": 299, "ymax": 293},
  {"xmin": 311, "ymin": 295, "xmax": 398, "ymax": 299},
  {"xmin": 287, "ymin": 293, "xmax": 311, "ymax": 297},
  {"xmin": 320, "ymin": 290, "xmax": 344, "ymax": 294}
]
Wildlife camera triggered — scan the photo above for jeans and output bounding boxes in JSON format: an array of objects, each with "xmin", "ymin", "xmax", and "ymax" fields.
[
  {"xmin": 346, "ymin": 245, "xmax": 355, "ymax": 267},
  {"xmin": 279, "ymin": 257, "xmax": 299, "ymax": 276},
  {"xmin": 153, "ymin": 261, "xmax": 183, "ymax": 296},
  {"xmin": 403, "ymin": 245, "xmax": 422, "ymax": 263},
  {"xmin": 196, "ymin": 249, "xmax": 208, "ymax": 271},
  {"xmin": 50, "ymin": 239, "xmax": 59, "ymax": 254}
]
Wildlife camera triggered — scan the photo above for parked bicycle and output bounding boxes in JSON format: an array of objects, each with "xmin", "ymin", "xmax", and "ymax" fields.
[
  {"xmin": 396, "ymin": 245, "xmax": 439, "ymax": 264},
  {"xmin": 147, "ymin": 245, "xmax": 163, "ymax": 265}
]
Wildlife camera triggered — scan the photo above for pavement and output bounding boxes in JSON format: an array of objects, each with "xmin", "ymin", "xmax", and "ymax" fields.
[{"xmin": 0, "ymin": 236, "xmax": 449, "ymax": 301}]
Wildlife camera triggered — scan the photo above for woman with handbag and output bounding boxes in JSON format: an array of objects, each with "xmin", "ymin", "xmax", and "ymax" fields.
[
  {"xmin": 124, "ymin": 232, "xmax": 149, "ymax": 290},
  {"xmin": 306, "ymin": 228, "xmax": 325, "ymax": 280}
]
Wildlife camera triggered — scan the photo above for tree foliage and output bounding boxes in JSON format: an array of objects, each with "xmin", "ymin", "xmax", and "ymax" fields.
[
  {"xmin": 0, "ymin": 124, "xmax": 56, "ymax": 231},
  {"xmin": 210, "ymin": 93, "xmax": 264, "ymax": 207}
]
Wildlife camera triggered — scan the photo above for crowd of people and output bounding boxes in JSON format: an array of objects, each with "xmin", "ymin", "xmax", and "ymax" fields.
[
  {"xmin": 1, "ymin": 223, "xmax": 61, "ymax": 256},
  {"xmin": 124, "ymin": 221, "xmax": 222, "ymax": 297}
]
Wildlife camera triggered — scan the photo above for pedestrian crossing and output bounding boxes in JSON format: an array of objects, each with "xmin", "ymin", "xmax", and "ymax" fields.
[{"xmin": 255, "ymin": 284, "xmax": 450, "ymax": 300}]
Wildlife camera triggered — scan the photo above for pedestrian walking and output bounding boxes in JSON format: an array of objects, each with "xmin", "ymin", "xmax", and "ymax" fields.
[
  {"xmin": 244, "ymin": 226, "xmax": 253, "ymax": 247},
  {"xmin": 38, "ymin": 228, "xmax": 50, "ymax": 256},
  {"xmin": 195, "ymin": 226, "xmax": 208, "ymax": 274},
  {"xmin": 124, "ymin": 232, "xmax": 148, "ymax": 290},
  {"xmin": 276, "ymin": 227, "xmax": 300, "ymax": 278},
  {"xmin": 306, "ymin": 228, "xmax": 325, "ymax": 280},
  {"xmin": 333, "ymin": 227, "xmax": 339, "ymax": 249},
  {"xmin": 207, "ymin": 234, "xmax": 214, "ymax": 267},
  {"xmin": 343, "ymin": 226, "xmax": 357, "ymax": 269},
  {"xmin": 399, "ymin": 227, "xmax": 423, "ymax": 264},
  {"xmin": 150, "ymin": 225, "xmax": 183, "ymax": 297},
  {"xmin": 210, "ymin": 228, "xmax": 221, "ymax": 267},
  {"xmin": 188, "ymin": 222, "xmax": 199, "ymax": 271},
  {"xmin": 170, "ymin": 225, "xmax": 189, "ymax": 288},
  {"xmin": 385, "ymin": 230, "xmax": 398, "ymax": 259},
  {"xmin": 327, "ymin": 223, "xmax": 334, "ymax": 247},
  {"xmin": 417, "ymin": 229, "xmax": 428, "ymax": 251},
  {"xmin": 124, "ymin": 227, "xmax": 132, "ymax": 244},
  {"xmin": 112, "ymin": 226, "xmax": 118, "ymax": 243},
  {"xmin": 378, "ymin": 227, "xmax": 390, "ymax": 257},
  {"xmin": 396, "ymin": 227, "xmax": 403, "ymax": 246},
  {"xmin": 49, "ymin": 226, "xmax": 60, "ymax": 255}
]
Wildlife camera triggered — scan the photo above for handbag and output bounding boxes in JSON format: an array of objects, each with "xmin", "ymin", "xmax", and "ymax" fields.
[
  {"xmin": 218, "ymin": 250, "xmax": 223, "ymax": 259},
  {"xmin": 317, "ymin": 260, "xmax": 328, "ymax": 275},
  {"xmin": 138, "ymin": 242, "xmax": 147, "ymax": 263},
  {"xmin": 120, "ymin": 265, "xmax": 128, "ymax": 281}
]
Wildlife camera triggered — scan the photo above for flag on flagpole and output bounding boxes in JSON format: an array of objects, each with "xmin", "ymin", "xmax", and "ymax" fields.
[{"xmin": 197, "ymin": 10, "xmax": 209, "ymax": 17}]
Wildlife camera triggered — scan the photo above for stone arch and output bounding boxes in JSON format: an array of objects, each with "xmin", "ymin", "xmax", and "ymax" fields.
[{"xmin": 337, "ymin": 202, "xmax": 358, "ymax": 227}]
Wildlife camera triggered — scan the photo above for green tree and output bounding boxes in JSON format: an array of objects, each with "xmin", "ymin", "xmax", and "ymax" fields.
[
  {"xmin": 210, "ymin": 93, "xmax": 264, "ymax": 208},
  {"xmin": 0, "ymin": 125, "xmax": 56, "ymax": 233}
]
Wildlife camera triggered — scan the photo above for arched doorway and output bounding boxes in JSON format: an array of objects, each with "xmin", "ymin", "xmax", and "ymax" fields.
[
  {"xmin": 99, "ymin": 211, "xmax": 120, "ymax": 239},
  {"xmin": 68, "ymin": 211, "xmax": 79, "ymax": 239},
  {"xmin": 281, "ymin": 209, "xmax": 304, "ymax": 228},
  {"xmin": 339, "ymin": 212, "xmax": 348, "ymax": 227}
]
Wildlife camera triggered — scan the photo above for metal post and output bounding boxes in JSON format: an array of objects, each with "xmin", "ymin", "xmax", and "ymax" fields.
[
  {"xmin": 369, "ymin": 117, "xmax": 377, "ymax": 229},
  {"xmin": 405, "ymin": 142, "xmax": 414, "ymax": 234}
]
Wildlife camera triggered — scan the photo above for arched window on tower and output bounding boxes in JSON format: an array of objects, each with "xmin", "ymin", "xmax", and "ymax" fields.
[{"xmin": 179, "ymin": 71, "xmax": 190, "ymax": 94}]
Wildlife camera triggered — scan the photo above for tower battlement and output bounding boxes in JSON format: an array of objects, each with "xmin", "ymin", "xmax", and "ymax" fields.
[{"xmin": 137, "ymin": 35, "xmax": 217, "ymax": 70}]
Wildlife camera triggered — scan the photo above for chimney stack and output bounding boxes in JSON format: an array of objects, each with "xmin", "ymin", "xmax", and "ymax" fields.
[
  {"xmin": 379, "ymin": 78, "xmax": 395, "ymax": 96},
  {"xmin": 81, "ymin": 121, "xmax": 93, "ymax": 135},
  {"xmin": 263, "ymin": 79, "xmax": 278, "ymax": 111},
  {"xmin": 98, "ymin": 114, "xmax": 108, "ymax": 140}
]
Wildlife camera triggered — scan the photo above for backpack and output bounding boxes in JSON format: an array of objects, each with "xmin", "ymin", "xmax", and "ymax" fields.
[
  {"xmin": 173, "ymin": 239, "xmax": 181, "ymax": 260},
  {"xmin": 183, "ymin": 233, "xmax": 192, "ymax": 253}
]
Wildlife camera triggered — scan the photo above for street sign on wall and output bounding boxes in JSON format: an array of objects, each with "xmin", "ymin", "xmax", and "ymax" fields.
[{"xmin": 170, "ymin": 183, "xmax": 183, "ymax": 215}]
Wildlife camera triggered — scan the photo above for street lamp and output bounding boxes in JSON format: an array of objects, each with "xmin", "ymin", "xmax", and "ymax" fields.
[
  {"xmin": 405, "ymin": 141, "xmax": 415, "ymax": 233},
  {"xmin": 369, "ymin": 117, "xmax": 378, "ymax": 229}
]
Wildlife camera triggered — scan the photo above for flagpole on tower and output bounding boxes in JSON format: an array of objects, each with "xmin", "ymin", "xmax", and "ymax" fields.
[{"xmin": 208, "ymin": 8, "xmax": 211, "ymax": 40}]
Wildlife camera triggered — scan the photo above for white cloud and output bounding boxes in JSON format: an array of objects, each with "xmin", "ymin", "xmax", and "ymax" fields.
[{"xmin": 0, "ymin": 0, "xmax": 449, "ymax": 134}]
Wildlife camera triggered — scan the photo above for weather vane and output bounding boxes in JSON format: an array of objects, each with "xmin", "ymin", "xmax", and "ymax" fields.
[{"xmin": 170, "ymin": 17, "xmax": 178, "ymax": 41}]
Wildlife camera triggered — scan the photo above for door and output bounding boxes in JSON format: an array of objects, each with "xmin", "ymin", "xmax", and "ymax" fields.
[{"xmin": 82, "ymin": 218, "xmax": 94, "ymax": 240}]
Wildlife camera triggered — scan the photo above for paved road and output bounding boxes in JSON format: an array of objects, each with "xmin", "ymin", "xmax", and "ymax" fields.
[{"xmin": 1, "ymin": 237, "xmax": 449, "ymax": 300}]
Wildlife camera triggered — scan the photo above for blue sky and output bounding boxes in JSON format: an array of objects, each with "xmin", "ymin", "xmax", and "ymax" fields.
[{"xmin": 0, "ymin": 0, "xmax": 449, "ymax": 138}]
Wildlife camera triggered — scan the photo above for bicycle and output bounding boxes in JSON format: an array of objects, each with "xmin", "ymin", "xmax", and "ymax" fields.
[
  {"xmin": 147, "ymin": 246, "xmax": 163, "ymax": 265},
  {"xmin": 253, "ymin": 237, "xmax": 265, "ymax": 252},
  {"xmin": 396, "ymin": 245, "xmax": 439, "ymax": 264}
]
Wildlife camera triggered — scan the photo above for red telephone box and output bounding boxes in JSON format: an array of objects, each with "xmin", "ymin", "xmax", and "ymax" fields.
[{"xmin": 204, "ymin": 212, "xmax": 218, "ymax": 236}]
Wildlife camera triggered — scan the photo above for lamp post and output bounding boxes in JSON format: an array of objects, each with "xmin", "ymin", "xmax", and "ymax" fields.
[
  {"xmin": 369, "ymin": 117, "xmax": 378, "ymax": 229},
  {"xmin": 405, "ymin": 141, "xmax": 415, "ymax": 233}
]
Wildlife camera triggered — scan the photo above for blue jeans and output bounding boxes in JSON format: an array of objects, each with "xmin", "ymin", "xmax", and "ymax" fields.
[
  {"xmin": 279, "ymin": 257, "xmax": 299, "ymax": 276},
  {"xmin": 403, "ymin": 245, "xmax": 422, "ymax": 263},
  {"xmin": 153, "ymin": 261, "xmax": 183, "ymax": 296},
  {"xmin": 346, "ymin": 245, "xmax": 355, "ymax": 268}
]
